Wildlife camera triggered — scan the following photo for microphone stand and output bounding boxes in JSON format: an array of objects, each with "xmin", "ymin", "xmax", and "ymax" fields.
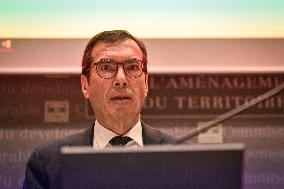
[{"xmin": 174, "ymin": 82, "xmax": 284, "ymax": 144}]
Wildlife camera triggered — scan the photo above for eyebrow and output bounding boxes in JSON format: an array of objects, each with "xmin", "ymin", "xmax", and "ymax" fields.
[{"xmin": 97, "ymin": 58, "xmax": 140, "ymax": 63}]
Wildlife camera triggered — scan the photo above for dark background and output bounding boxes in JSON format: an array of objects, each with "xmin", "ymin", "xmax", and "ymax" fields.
[{"xmin": 0, "ymin": 73, "xmax": 283, "ymax": 189}]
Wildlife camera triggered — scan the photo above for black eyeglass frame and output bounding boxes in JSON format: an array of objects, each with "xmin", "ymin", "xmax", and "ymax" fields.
[{"xmin": 85, "ymin": 58, "xmax": 147, "ymax": 79}]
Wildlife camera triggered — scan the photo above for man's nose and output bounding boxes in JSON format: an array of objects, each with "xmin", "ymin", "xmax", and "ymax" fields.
[{"xmin": 114, "ymin": 66, "xmax": 128, "ymax": 88}]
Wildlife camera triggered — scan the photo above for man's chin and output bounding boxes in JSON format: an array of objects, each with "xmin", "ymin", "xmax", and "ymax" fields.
[{"xmin": 111, "ymin": 108, "xmax": 137, "ymax": 118}]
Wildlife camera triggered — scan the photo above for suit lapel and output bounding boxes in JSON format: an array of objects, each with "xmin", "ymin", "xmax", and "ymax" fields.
[
  {"xmin": 75, "ymin": 126, "xmax": 94, "ymax": 146},
  {"xmin": 142, "ymin": 122, "xmax": 165, "ymax": 145}
]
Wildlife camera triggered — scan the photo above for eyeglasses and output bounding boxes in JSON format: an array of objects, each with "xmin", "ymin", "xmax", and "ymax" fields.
[{"xmin": 86, "ymin": 58, "xmax": 146, "ymax": 79}]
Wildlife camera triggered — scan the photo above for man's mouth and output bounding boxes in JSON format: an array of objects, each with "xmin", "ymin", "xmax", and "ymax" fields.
[{"xmin": 110, "ymin": 96, "xmax": 132, "ymax": 101}]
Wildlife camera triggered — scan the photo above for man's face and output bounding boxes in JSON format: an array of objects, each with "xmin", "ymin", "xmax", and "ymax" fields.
[{"xmin": 81, "ymin": 39, "xmax": 148, "ymax": 122}]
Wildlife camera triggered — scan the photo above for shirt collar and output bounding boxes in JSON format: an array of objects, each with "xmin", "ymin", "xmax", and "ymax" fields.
[{"xmin": 93, "ymin": 120, "xmax": 143, "ymax": 149}]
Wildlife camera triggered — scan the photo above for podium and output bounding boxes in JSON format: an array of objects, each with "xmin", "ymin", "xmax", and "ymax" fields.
[{"xmin": 60, "ymin": 143, "xmax": 244, "ymax": 189}]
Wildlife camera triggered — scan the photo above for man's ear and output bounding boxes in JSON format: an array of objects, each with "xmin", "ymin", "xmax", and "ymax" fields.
[
  {"xmin": 81, "ymin": 75, "xmax": 90, "ymax": 99},
  {"xmin": 144, "ymin": 73, "xmax": 149, "ymax": 97}
]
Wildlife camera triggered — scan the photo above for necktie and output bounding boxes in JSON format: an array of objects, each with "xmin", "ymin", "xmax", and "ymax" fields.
[{"xmin": 109, "ymin": 136, "xmax": 133, "ymax": 146}]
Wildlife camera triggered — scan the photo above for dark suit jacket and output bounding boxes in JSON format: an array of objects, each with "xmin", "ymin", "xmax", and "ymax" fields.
[{"xmin": 22, "ymin": 122, "xmax": 174, "ymax": 189}]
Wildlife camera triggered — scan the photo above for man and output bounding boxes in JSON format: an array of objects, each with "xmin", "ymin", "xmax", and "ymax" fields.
[{"xmin": 22, "ymin": 30, "xmax": 174, "ymax": 189}]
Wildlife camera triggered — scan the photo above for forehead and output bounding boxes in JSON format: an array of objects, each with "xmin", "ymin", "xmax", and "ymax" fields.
[{"xmin": 91, "ymin": 39, "xmax": 143, "ymax": 62}]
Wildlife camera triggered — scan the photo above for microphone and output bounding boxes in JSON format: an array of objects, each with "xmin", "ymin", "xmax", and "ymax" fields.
[{"xmin": 174, "ymin": 81, "xmax": 284, "ymax": 144}]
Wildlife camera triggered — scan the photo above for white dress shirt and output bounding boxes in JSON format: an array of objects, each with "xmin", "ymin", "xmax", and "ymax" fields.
[{"xmin": 93, "ymin": 120, "xmax": 144, "ymax": 149}]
